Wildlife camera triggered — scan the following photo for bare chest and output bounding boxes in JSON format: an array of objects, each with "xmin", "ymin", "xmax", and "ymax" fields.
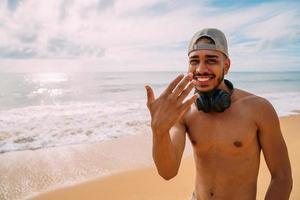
[{"xmin": 185, "ymin": 106, "xmax": 259, "ymax": 157}]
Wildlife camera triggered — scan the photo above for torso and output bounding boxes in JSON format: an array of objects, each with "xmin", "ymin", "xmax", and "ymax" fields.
[{"xmin": 184, "ymin": 88, "xmax": 262, "ymax": 200}]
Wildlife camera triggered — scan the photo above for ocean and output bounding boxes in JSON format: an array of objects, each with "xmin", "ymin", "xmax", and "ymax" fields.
[{"xmin": 0, "ymin": 71, "xmax": 300, "ymax": 153}]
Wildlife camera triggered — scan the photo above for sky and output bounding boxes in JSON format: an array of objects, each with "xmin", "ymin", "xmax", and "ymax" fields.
[{"xmin": 0, "ymin": 0, "xmax": 299, "ymax": 73}]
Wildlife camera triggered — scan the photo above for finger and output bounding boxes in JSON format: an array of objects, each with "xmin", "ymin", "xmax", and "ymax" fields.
[
  {"xmin": 187, "ymin": 72, "xmax": 193, "ymax": 80},
  {"xmin": 145, "ymin": 85, "xmax": 155, "ymax": 108},
  {"xmin": 192, "ymin": 79, "xmax": 200, "ymax": 86},
  {"xmin": 180, "ymin": 93, "xmax": 199, "ymax": 112},
  {"xmin": 161, "ymin": 74, "xmax": 184, "ymax": 96},
  {"xmin": 173, "ymin": 75, "xmax": 190, "ymax": 96},
  {"xmin": 177, "ymin": 82, "xmax": 195, "ymax": 102}
]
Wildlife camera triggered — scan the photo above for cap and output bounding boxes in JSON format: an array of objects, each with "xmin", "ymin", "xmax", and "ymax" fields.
[{"xmin": 188, "ymin": 28, "xmax": 229, "ymax": 57}]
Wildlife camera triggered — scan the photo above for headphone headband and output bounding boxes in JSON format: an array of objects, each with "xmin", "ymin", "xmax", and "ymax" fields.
[{"xmin": 224, "ymin": 79, "xmax": 233, "ymax": 91}]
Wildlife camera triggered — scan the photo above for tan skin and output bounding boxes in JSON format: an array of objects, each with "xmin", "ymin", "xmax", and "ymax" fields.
[{"xmin": 145, "ymin": 49, "xmax": 293, "ymax": 200}]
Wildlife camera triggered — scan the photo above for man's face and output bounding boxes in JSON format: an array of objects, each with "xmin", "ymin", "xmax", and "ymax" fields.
[{"xmin": 188, "ymin": 49, "xmax": 230, "ymax": 92}]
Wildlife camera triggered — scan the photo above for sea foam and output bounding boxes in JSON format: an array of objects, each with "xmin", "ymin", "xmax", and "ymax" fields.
[{"xmin": 0, "ymin": 100, "xmax": 150, "ymax": 153}]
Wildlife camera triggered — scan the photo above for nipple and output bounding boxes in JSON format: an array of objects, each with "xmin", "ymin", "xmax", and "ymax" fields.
[
  {"xmin": 233, "ymin": 141, "xmax": 243, "ymax": 148},
  {"xmin": 191, "ymin": 140, "xmax": 197, "ymax": 145}
]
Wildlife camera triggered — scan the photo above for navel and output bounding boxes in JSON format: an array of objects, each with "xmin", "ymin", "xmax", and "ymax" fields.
[
  {"xmin": 209, "ymin": 188, "xmax": 215, "ymax": 197},
  {"xmin": 233, "ymin": 141, "xmax": 243, "ymax": 148}
]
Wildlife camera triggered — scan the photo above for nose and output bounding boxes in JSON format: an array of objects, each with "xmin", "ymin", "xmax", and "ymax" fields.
[{"xmin": 195, "ymin": 62, "xmax": 210, "ymax": 74}]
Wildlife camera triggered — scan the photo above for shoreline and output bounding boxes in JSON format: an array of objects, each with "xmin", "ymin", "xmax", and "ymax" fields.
[
  {"xmin": 0, "ymin": 128, "xmax": 192, "ymax": 200},
  {"xmin": 0, "ymin": 134, "xmax": 152, "ymax": 200},
  {"xmin": 1, "ymin": 114, "xmax": 299, "ymax": 200}
]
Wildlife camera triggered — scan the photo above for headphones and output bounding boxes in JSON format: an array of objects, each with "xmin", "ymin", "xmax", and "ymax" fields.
[{"xmin": 195, "ymin": 79, "xmax": 234, "ymax": 113}]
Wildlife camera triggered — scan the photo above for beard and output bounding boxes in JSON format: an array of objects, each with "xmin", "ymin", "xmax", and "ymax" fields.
[
  {"xmin": 194, "ymin": 68, "xmax": 225, "ymax": 95},
  {"xmin": 215, "ymin": 69, "xmax": 225, "ymax": 89}
]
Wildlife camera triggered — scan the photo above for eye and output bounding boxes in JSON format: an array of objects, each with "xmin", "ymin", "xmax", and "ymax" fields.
[
  {"xmin": 190, "ymin": 60, "xmax": 199, "ymax": 66},
  {"xmin": 206, "ymin": 59, "xmax": 217, "ymax": 64}
]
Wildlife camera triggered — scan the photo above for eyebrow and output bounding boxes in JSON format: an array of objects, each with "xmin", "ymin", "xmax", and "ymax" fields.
[
  {"xmin": 189, "ymin": 55, "xmax": 219, "ymax": 59},
  {"xmin": 206, "ymin": 55, "xmax": 218, "ymax": 59},
  {"xmin": 189, "ymin": 55, "xmax": 199, "ymax": 59}
]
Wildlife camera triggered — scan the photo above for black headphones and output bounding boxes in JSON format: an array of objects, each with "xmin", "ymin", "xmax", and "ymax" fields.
[{"xmin": 195, "ymin": 79, "xmax": 234, "ymax": 113}]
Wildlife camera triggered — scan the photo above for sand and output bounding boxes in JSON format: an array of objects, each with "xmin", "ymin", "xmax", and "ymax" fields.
[
  {"xmin": 0, "ymin": 114, "xmax": 299, "ymax": 200},
  {"xmin": 0, "ymin": 133, "xmax": 156, "ymax": 200}
]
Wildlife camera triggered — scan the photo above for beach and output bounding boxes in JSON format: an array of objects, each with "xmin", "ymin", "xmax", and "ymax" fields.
[
  {"xmin": 0, "ymin": 71, "xmax": 300, "ymax": 199},
  {"xmin": 0, "ymin": 114, "xmax": 298, "ymax": 200},
  {"xmin": 0, "ymin": 0, "xmax": 300, "ymax": 198}
]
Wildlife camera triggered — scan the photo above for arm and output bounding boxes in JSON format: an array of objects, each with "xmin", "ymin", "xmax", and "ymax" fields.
[
  {"xmin": 256, "ymin": 98, "xmax": 293, "ymax": 200},
  {"xmin": 152, "ymin": 119, "xmax": 186, "ymax": 180},
  {"xmin": 145, "ymin": 73, "xmax": 197, "ymax": 180}
]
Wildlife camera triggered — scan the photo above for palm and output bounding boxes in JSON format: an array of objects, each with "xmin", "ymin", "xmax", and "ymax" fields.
[{"xmin": 145, "ymin": 73, "xmax": 198, "ymax": 133}]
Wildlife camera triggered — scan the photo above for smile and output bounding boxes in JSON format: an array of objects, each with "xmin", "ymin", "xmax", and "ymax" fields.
[
  {"xmin": 194, "ymin": 74, "xmax": 215, "ymax": 82},
  {"xmin": 197, "ymin": 77, "xmax": 211, "ymax": 82}
]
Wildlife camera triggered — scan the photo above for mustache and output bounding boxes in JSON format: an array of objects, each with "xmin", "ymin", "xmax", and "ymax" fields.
[{"xmin": 193, "ymin": 73, "xmax": 216, "ymax": 78}]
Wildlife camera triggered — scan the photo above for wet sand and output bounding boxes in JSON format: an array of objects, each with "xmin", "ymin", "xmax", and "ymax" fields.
[
  {"xmin": 1, "ymin": 114, "xmax": 299, "ymax": 200},
  {"xmin": 0, "ymin": 133, "xmax": 152, "ymax": 199}
]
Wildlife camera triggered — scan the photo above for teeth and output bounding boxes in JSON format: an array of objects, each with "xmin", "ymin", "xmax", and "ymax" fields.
[{"xmin": 197, "ymin": 77, "xmax": 210, "ymax": 82}]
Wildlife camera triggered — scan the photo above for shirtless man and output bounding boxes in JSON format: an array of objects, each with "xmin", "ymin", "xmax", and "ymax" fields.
[{"xmin": 145, "ymin": 28, "xmax": 293, "ymax": 200}]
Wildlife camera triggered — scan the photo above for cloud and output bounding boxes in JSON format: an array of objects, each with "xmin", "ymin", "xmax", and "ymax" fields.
[
  {"xmin": 0, "ymin": 0, "xmax": 299, "ymax": 72},
  {"xmin": 46, "ymin": 36, "xmax": 105, "ymax": 58},
  {"xmin": 0, "ymin": 45, "xmax": 36, "ymax": 59}
]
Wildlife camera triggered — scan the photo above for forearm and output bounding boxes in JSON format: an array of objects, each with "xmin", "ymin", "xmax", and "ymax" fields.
[
  {"xmin": 152, "ymin": 130, "xmax": 178, "ymax": 180},
  {"xmin": 265, "ymin": 177, "xmax": 293, "ymax": 200}
]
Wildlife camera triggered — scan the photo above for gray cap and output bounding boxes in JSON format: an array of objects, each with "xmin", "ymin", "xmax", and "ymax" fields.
[{"xmin": 188, "ymin": 28, "xmax": 229, "ymax": 57}]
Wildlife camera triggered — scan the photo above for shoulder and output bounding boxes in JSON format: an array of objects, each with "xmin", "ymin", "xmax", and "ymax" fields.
[
  {"xmin": 233, "ymin": 88, "xmax": 279, "ymax": 126},
  {"xmin": 233, "ymin": 88, "xmax": 272, "ymax": 108}
]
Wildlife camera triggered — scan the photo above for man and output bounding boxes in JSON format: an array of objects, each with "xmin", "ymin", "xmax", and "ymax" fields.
[{"xmin": 145, "ymin": 28, "xmax": 292, "ymax": 200}]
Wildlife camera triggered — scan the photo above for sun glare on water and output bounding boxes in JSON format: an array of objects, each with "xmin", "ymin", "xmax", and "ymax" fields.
[
  {"xmin": 25, "ymin": 73, "xmax": 69, "ymax": 99},
  {"xmin": 28, "ymin": 73, "xmax": 69, "ymax": 84}
]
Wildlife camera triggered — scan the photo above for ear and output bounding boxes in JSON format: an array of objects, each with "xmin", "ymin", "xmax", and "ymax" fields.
[{"xmin": 223, "ymin": 57, "xmax": 231, "ymax": 75}]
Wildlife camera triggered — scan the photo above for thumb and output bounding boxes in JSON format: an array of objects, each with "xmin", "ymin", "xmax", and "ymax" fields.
[{"xmin": 145, "ymin": 85, "xmax": 155, "ymax": 107}]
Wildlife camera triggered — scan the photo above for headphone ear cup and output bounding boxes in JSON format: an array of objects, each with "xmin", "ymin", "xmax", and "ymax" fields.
[
  {"xmin": 211, "ymin": 90, "xmax": 231, "ymax": 112},
  {"xmin": 196, "ymin": 94, "xmax": 211, "ymax": 113}
]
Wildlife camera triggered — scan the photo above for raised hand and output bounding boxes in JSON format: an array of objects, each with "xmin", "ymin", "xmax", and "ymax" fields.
[{"xmin": 145, "ymin": 73, "xmax": 198, "ymax": 135}]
